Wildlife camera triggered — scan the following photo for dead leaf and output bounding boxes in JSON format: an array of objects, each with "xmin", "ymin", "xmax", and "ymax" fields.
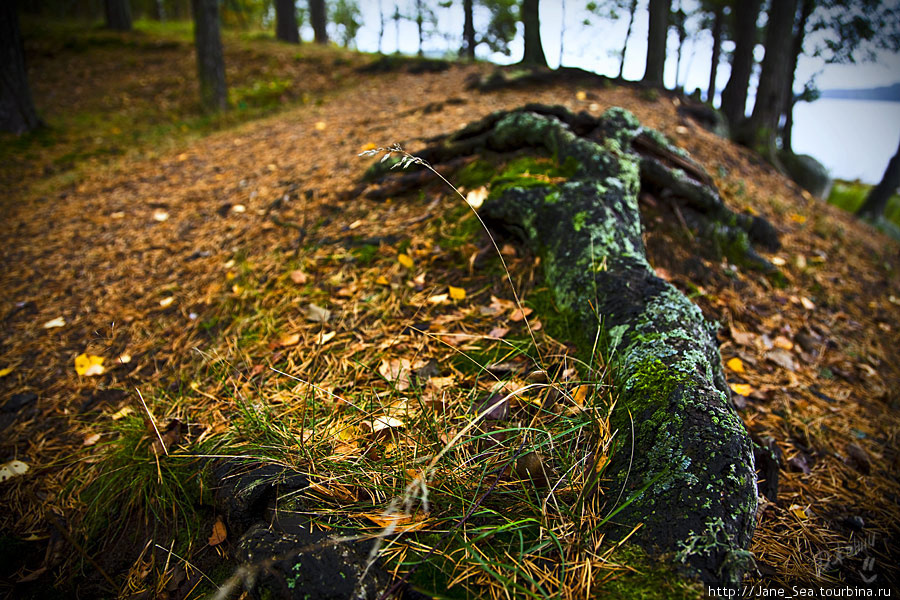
[
  {"xmin": 159, "ymin": 297, "xmax": 174, "ymax": 308},
  {"xmin": 427, "ymin": 293, "xmax": 449, "ymax": 304},
  {"xmin": 152, "ymin": 210, "xmax": 169, "ymax": 222},
  {"xmin": 0, "ymin": 460, "xmax": 30, "ymax": 482},
  {"xmin": 306, "ymin": 303, "xmax": 331, "ymax": 323},
  {"xmin": 290, "ymin": 269, "xmax": 308, "ymax": 284},
  {"xmin": 208, "ymin": 518, "xmax": 227, "ymax": 546},
  {"xmin": 42, "ymin": 317, "xmax": 66, "ymax": 329},
  {"xmin": 277, "ymin": 332, "xmax": 301, "ymax": 347},
  {"xmin": 773, "ymin": 335, "xmax": 794, "ymax": 351},
  {"xmin": 788, "ymin": 504, "xmax": 808, "ymax": 520},
  {"xmin": 0, "ymin": 366, "xmax": 13, "ymax": 378},
  {"xmin": 316, "ymin": 331, "xmax": 336, "ymax": 345},
  {"xmin": 766, "ymin": 349, "xmax": 796, "ymax": 371},
  {"xmin": 509, "ymin": 307, "xmax": 533, "ymax": 322},
  {"xmin": 575, "ymin": 90, "xmax": 587, "ymax": 101},
  {"xmin": 314, "ymin": 121, "xmax": 326, "ymax": 131},
  {"xmin": 111, "ymin": 406, "xmax": 133, "ymax": 420},
  {"xmin": 83, "ymin": 433, "xmax": 101, "ymax": 446},
  {"xmin": 466, "ymin": 186, "xmax": 488, "ymax": 209},
  {"xmin": 487, "ymin": 327, "xmax": 508, "ymax": 339},
  {"xmin": 730, "ymin": 327, "xmax": 756, "ymax": 347},
  {"xmin": 800, "ymin": 296, "xmax": 815, "ymax": 310}
]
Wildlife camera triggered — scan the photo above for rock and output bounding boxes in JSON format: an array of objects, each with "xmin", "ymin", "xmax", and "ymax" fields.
[
  {"xmin": 778, "ymin": 151, "xmax": 833, "ymax": 199},
  {"xmin": 236, "ymin": 521, "xmax": 395, "ymax": 600},
  {"xmin": 212, "ymin": 460, "xmax": 309, "ymax": 533}
]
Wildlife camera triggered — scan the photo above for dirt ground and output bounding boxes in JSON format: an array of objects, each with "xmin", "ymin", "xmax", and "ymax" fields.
[{"xmin": 2, "ymin": 28, "xmax": 899, "ymax": 598}]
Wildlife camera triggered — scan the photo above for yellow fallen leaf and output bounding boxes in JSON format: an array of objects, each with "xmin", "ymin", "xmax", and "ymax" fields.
[
  {"xmin": 278, "ymin": 333, "xmax": 301, "ymax": 347},
  {"xmin": 729, "ymin": 383, "xmax": 753, "ymax": 397},
  {"xmin": 152, "ymin": 210, "xmax": 169, "ymax": 222},
  {"xmin": 0, "ymin": 367, "xmax": 13, "ymax": 378},
  {"xmin": 314, "ymin": 121, "xmax": 327, "ymax": 131},
  {"xmin": 397, "ymin": 253, "xmax": 414, "ymax": 269},
  {"xmin": 771, "ymin": 256, "xmax": 786, "ymax": 266},
  {"xmin": 375, "ymin": 275, "xmax": 389, "ymax": 285},
  {"xmin": 427, "ymin": 293, "xmax": 449, "ymax": 304},
  {"xmin": 726, "ymin": 357, "xmax": 745, "ymax": 373},
  {"xmin": 360, "ymin": 142, "xmax": 377, "ymax": 152},
  {"xmin": 573, "ymin": 385, "xmax": 590, "ymax": 404},
  {"xmin": 42, "ymin": 317, "xmax": 66, "ymax": 329},
  {"xmin": 75, "ymin": 353, "xmax": 106, "ymax": 376},
  {"xmin": 117, "ymin": 354, "xmax": 132, "ymax": 364},
  {"xmin": 788, "ymin": 504, "xmax": 808, "ymax": 520},
  {"xmin": 773, "ymin": 335, "xmax": 793, "ymax": 351},
  {"xmin": 789, "ymin": 213, "xmax": 807, "ymax": 224},
  {"xmin": 111, "ymin": 406, "xmax": 133, "ymax": 420},
  {"xmin": 800, "ymin": 296, "xmax": 815, "ymax": 310},
  {"xmin": 231, "ymin": 204, "xmax": 246, "ymax": 214},
  {"xmin": 448, "ymin": 285, "xmax": 466, "ymax": 300},
  {"xmin": 316, "ymin": 331, "xmax": 336, "ymax": 345},
  {"xmin": 159, "ymin": 297, "xmax": 174, "ymax": 308},
  {"xmin": 575, "ymin": 90, "xmax": 587, "ymax": 101},
  {"xmin": 208, "ymin": 518, "xmax": 227, "ymax": 546}
]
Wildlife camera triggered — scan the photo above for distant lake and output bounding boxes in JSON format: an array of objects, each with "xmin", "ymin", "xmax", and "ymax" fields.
[{"xmin": 791, "ymin": 98, "xmax": 900, "ymax": 185}]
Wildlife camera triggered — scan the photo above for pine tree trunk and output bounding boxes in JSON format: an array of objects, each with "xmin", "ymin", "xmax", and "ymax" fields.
[
  {"xmin": 721, "ymin": 0, "xmax": 761, "ymax": 129},
  {"xmin": 191, "ymin": 0, "xmax": 227, "ymax": 112},
  {"xmin": 857, "ymin": 135, "xmax": 900, "ymax": 220},
  {"xmin": 706, "ymin": 3, "xmax": 723, "ymax": 104},
  {"xmin": 642, "ymin": 0, "xmax": 670, "ymax": 87},
  {"xmin": 736, "ymin": 0, "xmax": 798, "ymax": 160},
  {"xmin": 617, "ymin": 0, "xmax": 637, "ymax": 79},
  {"xmin": 461, "ymin": 0, "xmax": 475, "ymax": 59},
  {"xmin": 104, "ymin": 0, "xmax": 132, "ymax": 31},
  {"xmin": 309, "ymin": 0, "xmax": 328, "ymax": 44},
  {"xmin": 0, "ymin": 2, "xmax": 41, "ymax": 134},
  {"xmin": 780, "ymin": 0, "xmax": 814, "ymax": 153},
  {"xmin": 275, "ymin": 0, "xmax": 300, "ymax": 44},
  {"xmin": 520, "ymin": 0, "xmax": 547, "ymax": 67}
]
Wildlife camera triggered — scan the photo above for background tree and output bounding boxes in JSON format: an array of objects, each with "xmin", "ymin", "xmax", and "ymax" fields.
[
  {"xmin": 642, "ymin": 0, "xmax": 670, "ymax": 87},
  {"xmin": 699, "ymin": 0, "xmax": 727, "ymax": 102},
  {"xmin": 719, "ymin": 0, "xmax": 761, "ymax": 128},
  {"xmin": 275, "ymin": 0, "xmax": 300, "ymax": 44},
  {"xmin": 585, "ymin": 0, "xmax": 640, "ymax": 80},
  {"xmin": 735, "ymin": 0, "xmax": 798, "ymax": 159},
  {"xmin": 105, "ymin": 0, "xmax": 133, "ymax": 31},
  {"xmin": 1, "ymin": 1, "xmax": 42, "ymax": 133},
  {"xmin": 857, "ymin": 135, "xmax": 900, "ymax": 220},
  {"xmin": 412, "ymin": 0, "xmax": 436, "ymax": 57},
  {"xmin": 670, "ymin": 0, "xmax": 688, "ymax": 89},
  {"xmin": 617, "ymin": 0, "xmax": 639, "ymax": 79},
  {"xmin": 191, "ymin": 0, "xmax": 227, "ymax": 112},
  {"xmin": 780, "ymin": 0, "xmax": 815, "ymax": 152},
  {"xmin": 309, "ymin": 0, "xmax": 328, "ymax": 44},
  {"xmin": 461, "ymin": 0, "xmax": 476, "ymax": 58},
  {"xmin": 520, "ymin": 0, "xmax": 547, "ymax": 67},
  {"xmin": 331, "ymin": 0, "xmax": 362, "ymax": 47}
]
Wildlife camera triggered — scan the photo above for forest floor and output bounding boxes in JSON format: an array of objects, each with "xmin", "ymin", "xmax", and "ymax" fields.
[{"xmin": 1, "ymin": 20, "xmax": 899, "ymax": 600}]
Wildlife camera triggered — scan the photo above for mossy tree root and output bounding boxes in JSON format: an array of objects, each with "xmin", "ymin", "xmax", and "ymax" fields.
[{"xmin": 394, "ymin": 105, "xmax": 766, "ymax": 584}]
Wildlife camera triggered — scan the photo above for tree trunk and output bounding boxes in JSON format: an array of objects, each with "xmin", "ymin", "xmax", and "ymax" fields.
[
  {"xmin": 275, "ymin": 0, "xmax": 299, "ymax": 44},
  {"xmin": 0, "ymin": 1, "xmax": 41, "ymax": 134},
  {"xmin": 617, "ymin": 0, "xmax": 637, "ymax": 79},
  {"xmin": 415, "ymin": 0, "xmax": 424, "ymax": 57},
  {"xmin": 642, "ymin": 0, "xmax": 670, "ymax": 87},
  {"xmin": 375, "ymin": 104, "xmax": 772, "ymax": 584},
  {"xmin": 461, "ymin": 0, "xmax": 476, "ymax": 59},
  {"xmin": 104, "ymin": 0, "xmax": 132, "ymax": 31},
  {"xmin": 309, "ymin": 0, "xmax": 328, "ymax": 45},
  {"xmin": 857, "ymin": 135, "xmax": 900, "ymax": 220},
  {"xmin": 191, "ymin": 0, "xmax": 227, "ymax": 113},
  {"xmin": 780, "ymin": 0, "xmax": 814, "ymax": 153},
  {"xmin": 736, "ymin": 0, "xmax": 798, "ymax": 161},
  {"xmin": 520, "ymin": 0, "xmax": 547, "ymax": 67},
  {"xmin": 720, "ymin": 0, "xmax": 761, "ymax": 129},
  {"xmin": 706, "ymin": 2, "xmax": 724, "ymax": 104}
]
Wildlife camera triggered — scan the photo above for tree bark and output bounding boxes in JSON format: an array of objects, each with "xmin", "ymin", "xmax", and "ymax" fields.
[
  {"xmin": 520, "ymin": 0, "xmax": 547, "ymax": 67},
  {"xmin": 191, "ymin": 0, "xmax": 227, "ymax": 113},
  {"xmin": 0, "ymin": 1, "xmax": 41, "ymax": 134},
  {"xmin": 781, "ymin": 0, "xmax": 815, "ymax": 153},
  {"xmin": 735, "ymin": 0, "xmax": 798, "ymax": 161},
  {"xmin": 720, "ymin": 0, "xmax": 761, "ymax": 129},
  {"xmin": 642, "ymin": 0, "xmax": 670, "ymax": 87},
  {"xmin": 617, "ymin": 0, "xmax": 638, "ymax": 79},
  {"xmin": 857, "ymin": 135, "xmax": 900, "ymax": 220},
  {"xmin": 275, "ymin": 0, "xmax": 300, "ymax": 44},
  {"xmin": 385, "ymin": 105, "xmax": 767, "ymax": 584},
  {"xmin": 461, "ymin": 0, "xmax": 476, "ymax": 59},
  {"xmin": 309, "ymin": 0, "xmax": 328, "ymax": 45},
  {"xmin": 706, "ymin": 2, "xmax": 724, "ymax": 104},
  {"xmin": 104, "ymin": 0, "xmax": 132, "ymax": 31}
]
